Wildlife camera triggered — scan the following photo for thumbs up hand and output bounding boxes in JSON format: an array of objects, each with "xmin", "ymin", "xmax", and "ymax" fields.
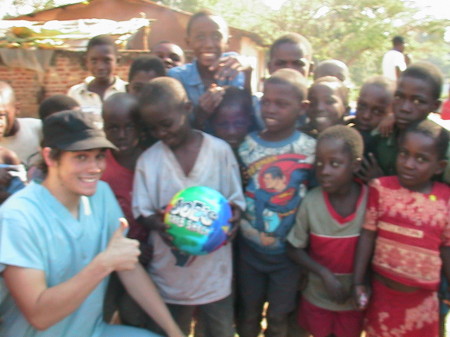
[{"xmin": 103, "ymin": 218, "xmax": 141, "ymax": 271}]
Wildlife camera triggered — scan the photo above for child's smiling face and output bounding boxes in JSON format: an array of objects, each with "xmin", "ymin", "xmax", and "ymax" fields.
[
  {"xmin": 186, "ymin": 15, "xmax": 228, "ymax": 68},
  {"xmin": 307, "ymin": 81, "xmax": 347, "ymax": 133}
]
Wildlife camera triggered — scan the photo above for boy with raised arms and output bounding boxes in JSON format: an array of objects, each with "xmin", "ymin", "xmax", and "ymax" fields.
[{"xmin": 168, "ymin": 10, "xmax": 251, "ymax": 130}]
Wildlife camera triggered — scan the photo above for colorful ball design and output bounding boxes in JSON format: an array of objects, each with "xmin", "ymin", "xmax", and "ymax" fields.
[{"xmin": 164, "ymin": 186, "xmax": 232, "ymax": 255}]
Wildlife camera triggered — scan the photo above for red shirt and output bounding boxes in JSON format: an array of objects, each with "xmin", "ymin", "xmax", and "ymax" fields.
[
  {"xmin": 101, "ymin": 150, "xmax": 149, "ymax": 242},
  {"xmin": 364, "ymin": 176, "xmax": 450, "ymax": 290},
  {"xmin": 441, "ymin": 99, "xmax": 450, "ymax": 120}
]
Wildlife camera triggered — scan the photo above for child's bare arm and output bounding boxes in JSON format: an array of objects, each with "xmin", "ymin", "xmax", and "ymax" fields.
[
  {"xmin": 198, "ymin": 84, "xmax": 225, "ymax": 115},
  {"xmin": 357, "ymin": 153, "xmax": 384, "ymax": 183},
  {"xmin": 0, "ymin": 147, "xmax": 21, "ymax": 165},
  {"xmin": 136, "ymin": 210, "xmax": 166, "ymax": 231},
  {"xmin": 0, "ymin": 147, "xmax": 21, "ymax": 190},
  {"xmin": 209, "ymin": 54, "xmax": 252, "ymax": 82},
  {"xmin": 377, "ymin": 112, "xmax": 395, "ymax": 137},
  {"xmin": 287, "ymin": 242, "xmax": 348, "ymax": 303},
  {"xmin": 225, "ymin": 201, "xmax": 241, "ymax": 242},
  {"xmin": 136, "ymin": 210, "xmax": 173, "ymax": 246},
  {"xmin": 352, "ymin": 228, "xmax": 377, "ymax": 310},
  {"xmin": 194, "ymin": 85, "xmax": 226, "ymax": 130},
  {"xmin": 440, "ymin": 247, "xmax": 450, "ymax": 306}
]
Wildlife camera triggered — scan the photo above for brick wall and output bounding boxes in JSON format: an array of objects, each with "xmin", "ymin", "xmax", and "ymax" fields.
[{"xmin": 0, "ymin": 50, "xmax": 140, "ymax": 118}]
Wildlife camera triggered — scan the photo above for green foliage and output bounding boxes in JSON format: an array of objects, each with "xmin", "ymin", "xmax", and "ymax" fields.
[
  {"xmin": 5, "ymin": 0, "xmax": 449, "ymax": 90},
  {"xmin": 162, "ymin": 0, "xmax": 449, "ymax": 90}
]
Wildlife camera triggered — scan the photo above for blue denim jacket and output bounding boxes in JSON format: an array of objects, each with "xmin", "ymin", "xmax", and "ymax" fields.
[{"xmin": 168, "ymin": 52, "xmax": 245, "ymax": 107}]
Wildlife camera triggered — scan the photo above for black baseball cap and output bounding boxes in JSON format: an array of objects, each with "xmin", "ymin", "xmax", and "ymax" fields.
[{"xmin": 42, "ymin": 110, "xmax": 117, "ymax": 151}]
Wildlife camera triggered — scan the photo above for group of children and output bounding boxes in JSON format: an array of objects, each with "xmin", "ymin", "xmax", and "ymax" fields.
[{"xmin": 0, "ymin": 8, "xmax": 449, "ymax": 337}]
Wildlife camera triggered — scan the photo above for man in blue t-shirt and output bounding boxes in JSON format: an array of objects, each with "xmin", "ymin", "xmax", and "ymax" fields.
[{"xmin": 0, "ymin": 110, "xmax": 184, "ymax": 337}]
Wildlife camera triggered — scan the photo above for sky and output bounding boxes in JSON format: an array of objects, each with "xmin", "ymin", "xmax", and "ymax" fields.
[{"xmin": 263, "ymin": 0, "xmax": 449, "ymax": 19}]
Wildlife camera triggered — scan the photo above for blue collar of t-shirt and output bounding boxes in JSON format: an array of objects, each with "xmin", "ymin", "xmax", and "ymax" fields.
[{"xmin": 250, "ymin": 130, "xmax": 301, "ymax": 148}]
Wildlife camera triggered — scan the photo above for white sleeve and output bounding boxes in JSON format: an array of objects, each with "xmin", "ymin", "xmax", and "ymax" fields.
[{"xmin": 132, "ymin": 155, "xmax": 157, "ymax": 219}]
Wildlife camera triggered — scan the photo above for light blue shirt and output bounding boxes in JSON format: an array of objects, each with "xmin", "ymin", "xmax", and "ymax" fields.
[
  {"xmin": 168, "ymin": 52, "xmax": 245, "ymax": 107},
  {"xmin": 0, "ymin": 181, "xmax": 123, "ymax": 337}
]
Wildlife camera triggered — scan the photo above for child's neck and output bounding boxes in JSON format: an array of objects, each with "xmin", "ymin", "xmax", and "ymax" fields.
[
  {"xmin": 112, "ymin": 147, "xmax": 142, "ymax": 171},
  {"xmin": 260, "ymin": 126, "xmax": 296, "ymax": 142},
  {"xmin": 171, "ymin": 129, "xmax": 203, "ymax": 176},
  {"xmin": 327, "ymin": 180, "xmax": 361, "ymax": 218},
  {"xmin": 88, "ymin": 76, "xmax": 115, "ymax": 99},
  {"xmin": 401, "ymin": 180, "xmax": 433, "ymax": 194}
]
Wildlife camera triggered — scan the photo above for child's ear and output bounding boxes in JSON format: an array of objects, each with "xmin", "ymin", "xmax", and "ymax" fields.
[
  {"xmin": 183, "ymin": 101, "xmax": 193, "ymax": 115},
  {"xmin": 432, "ymin": 99, "xmax": 442, "ymax": 113},
  {"xmin": 42, "ymin": 147, "xmax": 57, "ymax": 168},
  {"xmin": 435, "ymin": 159, "xmax": 447, "ymax": 176},
  {"xmin": 353, "ymin": 157, "xmax": 362, "ymax": 173}
]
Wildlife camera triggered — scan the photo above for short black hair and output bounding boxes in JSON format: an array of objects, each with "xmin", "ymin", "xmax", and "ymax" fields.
[
  {"xmin": 213, "ymin": 87, "xmax": 253, "ymax": 118},
  {"xmin": 400, "ymin": 119, "xmax": 449, "ymax": 160},
  {"xmin": 38, "ymin": 95, "xmax": 80, "ymax": 120},
  {"xmin": 400, "ymin": 62, "xmax": 443, "ymax": 100},
  {"xmin": 270, "ymin": 33, "xmax": 312, "ymax": 59},
  {"xmin": 392, "ymin": 36, "xmax": 405, "ymax": 45},
  {"xmin": 313, "ymin": 59, "xmax": 349, "ymax": 82},
  {"xmin": 138, "ymin": 77, "xmax": 189, "ymax": 111},
  {"xmin": 128, "ymin": 56, "xmax": 166, "ymax": 82},
  {"xmin": 86, "ymin": 35, "xmax": 117, "ymax": 54},
  {"xmin": 360, "ymin": 75, "xmax": 395, "ymax": 101},
  {"xmin": 186, "ymin": 10, "xmax": 228, "ymax": 36},
  {"xmin": 311, "ymin": 76, "xmax": 349, "ymax": 108},
  {"xmin": 318, "ymin": 125, "xmax": 364, "ymax": 161},
  {"xmin": 265, "ymin": 68, "xmax": 308, "ymax": 101},
  {"xmin": 102, "ymin": 92, "xmax": 139, "ymax": 121}
]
